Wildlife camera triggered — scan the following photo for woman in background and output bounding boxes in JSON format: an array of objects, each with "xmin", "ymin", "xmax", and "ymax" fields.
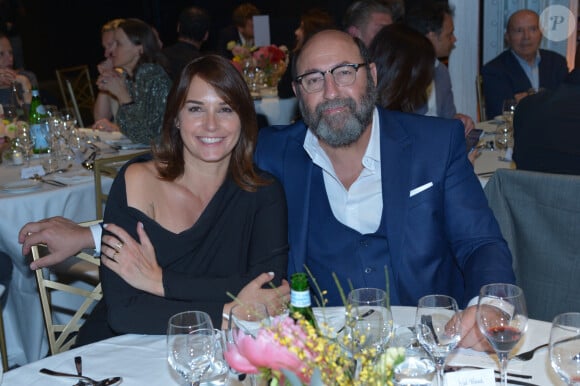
[{"xmin": 0, "ymin": 32, "xmax": 36, "ymax": 114}]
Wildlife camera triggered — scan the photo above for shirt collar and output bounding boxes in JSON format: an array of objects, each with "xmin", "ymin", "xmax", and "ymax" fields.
[
  {"xmin": 303, "ymin": 107, "xmax": 381, "ymax": 171},
  {"xmin": 511, "ymin": 49, "xmax": 541, "ymax": 67}
]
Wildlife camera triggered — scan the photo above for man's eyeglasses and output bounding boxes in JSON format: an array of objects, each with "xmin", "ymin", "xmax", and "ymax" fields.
[{"xmin": 294, "ymin": 63, "xmax": 367, "ymax": 93}]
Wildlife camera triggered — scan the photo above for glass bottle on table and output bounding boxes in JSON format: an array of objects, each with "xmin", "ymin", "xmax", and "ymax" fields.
[
  {"xmin": 28, "ymin": 88, "xmax": 50, "ymax": 154},
  {"xmin": 289, "ymin": 272, "xmax": 318, "ymax": 330}
]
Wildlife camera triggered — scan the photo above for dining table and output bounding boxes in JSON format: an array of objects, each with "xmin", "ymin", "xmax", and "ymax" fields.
[
  {"xmin": 1, "ymin": 306, "xmax": 562, "ymax": 385},
  {"xmin": 0, "ymin": 129, "xmax": 147, "ymax": 368},
  {"xmin": 473, "ymin": 119, "xmax": 516, "ymax": 186},
  {"xmin": 253, "ymin": 96, "xmax": 297, "ymax": 126}
]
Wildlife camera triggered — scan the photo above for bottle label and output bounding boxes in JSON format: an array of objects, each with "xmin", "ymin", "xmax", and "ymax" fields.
[
  {"xmin": 30, "ymin": 123, "xmax": 50, "ymax": 151},
  {"xmin": 291, "ymin": 289, "xmax": 311, "ymax": 308}
]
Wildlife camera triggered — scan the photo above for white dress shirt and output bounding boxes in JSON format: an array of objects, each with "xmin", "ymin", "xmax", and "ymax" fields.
[{"xmin": 303, "ymin": 108, "xmax": 383, "ymax": 235}]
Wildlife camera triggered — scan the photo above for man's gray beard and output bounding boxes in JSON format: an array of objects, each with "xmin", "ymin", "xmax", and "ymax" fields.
[{"xmin": 299, "ymin": 78, "xmax": 377, "ymax": 148}]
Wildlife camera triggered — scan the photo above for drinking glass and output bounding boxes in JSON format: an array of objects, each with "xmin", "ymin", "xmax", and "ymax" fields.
[
  {"xmin": 345, "ymin": 287, "xmax": 394, "ymax": 355},
  {"xmin": 16, "ymin": 123, "xmax": 34, "ymax": 166},
  {"xmin": 494, "ymin": 128, "xmax": 514, "ymax": 162},
  {"xmin": 549, "ymin": 312, "xmax": 580, "ymax": 385},
  {"xmin": 167, "ymin": 311, "xmax": 216, "ymax": 386},
  {"xmin": 227, "ymin": 302, "xmax": 270, "ymax": 386},
  {"xmin": 502, "ymin": 99, "xmax": 517, "ymax": 128},
  {"xmin": 477, "ymin": 283, "xmax": 528, "ymax": 386},
  {"xmin": 392, "ymin": 326, "xmax": 436, "ymax": 385},
  {"xmin": 415, "ymin": 294, "xmax": 462, "ymax": 386}
]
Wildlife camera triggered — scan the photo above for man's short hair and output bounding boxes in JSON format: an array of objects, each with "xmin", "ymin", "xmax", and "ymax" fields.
[
  {"xmin": 178, "ymin": 7, "xmax": 210, "ymax": 42},
  {"xmin": 405, "ymin": 2, "xmax": 454, "ymax": 36},
  {"xmin": 342, "ymin": 0, "xmax": 394, "ymax": 30},
  {"xmin": 232, "ymin": 3, "xmax": 260, "ymax": 28}
]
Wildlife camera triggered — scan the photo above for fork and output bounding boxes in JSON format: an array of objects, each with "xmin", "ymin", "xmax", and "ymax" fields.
[{"xmin": 512, "ymin": 343, "xmax": 548, "ymax": 361}]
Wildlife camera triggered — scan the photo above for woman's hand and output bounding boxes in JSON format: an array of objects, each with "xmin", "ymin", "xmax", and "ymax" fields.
[
  {"xmin": 96, "ymin": 70, "xmax": 131, "ymax": 104},
  {"xmin": 0, "ymin": 68, "xmax": 18, "ymax": 87},
  {"xmin": 100, "ymin": 222, "xmax": 164, "ymax": 296},
  {"xmin": 222, "ymin": 273, "xmax": 290, "ymax": 328},
  {"xmin": 92, "ymin": 118, "xmax": 119, "ymax": 132}
]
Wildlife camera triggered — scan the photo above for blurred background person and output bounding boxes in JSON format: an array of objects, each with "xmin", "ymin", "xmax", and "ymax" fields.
[
  {"xmin": 215, "ymin": 2, "xmax": 260, "ymax": 59},
  {"xmin": 343, "ymin": 0, "xmax": 395, "ymax": 47},
  {"xmin": 162, "ymin": 6, "xmax": 210, "ymax": 81},
  {"xmin": 93, "ymin": 18, "xmax": 171, "ymax": 145},
  {"xmin": 0, "ymin": 0, "xmax": 25, "ymax": 69},
  {"xmin": 277, "ymin": 7, "xmax": 336, "ymax": 99},
  {"xmin": 93, "ymin": 18, "xmax": 124, "ymax": 127},
  {"xmin": 0, "ymin": 31, "xmax": 35, "ymax": 113}
]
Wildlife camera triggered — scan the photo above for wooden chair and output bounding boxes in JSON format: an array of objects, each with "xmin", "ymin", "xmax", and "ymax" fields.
[
  {"xmin": 476, "ymin": 74, "xmax": 487, "ymax": 122},
  {"xmin": 55, "ymin": 65, "xmax": 95, "ymax": 127},
  {"xmin": 31, "ymin": 221, "xmax": 103, "ymax": 355},
  {"xmin": 94, "ymin": 151, "xmax": 149, "ymax": 219},
  {"xmin": 0, "ymin": 284, "xmax": 7, "ymax": 371}
]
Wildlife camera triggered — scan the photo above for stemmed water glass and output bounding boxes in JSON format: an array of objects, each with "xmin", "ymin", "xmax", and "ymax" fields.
[
  {"xmin": 415, "ymin": 294, "xmax": 462, "ymax": 386},
  {"xmin": 502, "ymin": 99, "xmax": 517, "ymax": 128},
  {"xmin": 167, "ymin": 310, "xmax": 216, "ymax": 386},
  {"xmin": 477, "ymin": 283, "xmax": 528, "ymax": 386},
  {"xmin": 345, "ymin": 287, "xmax": 394, "ymax": 356},
  {"xmin": 17, "ymin": 123, "xmax": 34, "ymax": 166},
  {"xmin": 549, "ymin": 312, "xmax": 580, "ymax": 385},
  {"xmin": 227, "ymin": 302, "xmax": 270, "ymax": 386}
]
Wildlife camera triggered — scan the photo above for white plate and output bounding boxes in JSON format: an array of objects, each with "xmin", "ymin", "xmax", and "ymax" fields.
[
  {"xmin": 105, "ymin": 139, "xmax": 150, "ymax": 150},
  {"xmin": 0, "ymin": 179, "xmax": 42, "ymax": 193}
]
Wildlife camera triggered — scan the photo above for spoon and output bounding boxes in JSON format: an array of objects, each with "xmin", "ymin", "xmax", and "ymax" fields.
[{"xmin": 39, "ymin": 368, "xmax": 122, "ymax": 385}]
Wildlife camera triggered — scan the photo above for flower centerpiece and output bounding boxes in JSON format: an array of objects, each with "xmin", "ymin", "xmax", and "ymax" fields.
[
  {"xmin": 225, "ymin": 312, "xmax": 405, "ymax": 386},
  {"xmin": 227, "ymin": 41, "xmax": 288, "ymax": 89}
]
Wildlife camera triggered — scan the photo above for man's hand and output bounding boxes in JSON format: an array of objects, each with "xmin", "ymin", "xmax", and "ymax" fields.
[
  {"xmin": 457, "ymin": 305, "xmax": 493, "ymax": 352},
  {"xmin": 19, "ymin": 217, "xmax": 95, "ymax": 270}
]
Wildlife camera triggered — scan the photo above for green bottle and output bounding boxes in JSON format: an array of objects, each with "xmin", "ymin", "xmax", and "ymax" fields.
[
  {"xmin": 28, "ymin": 89, "xmax": 49, "ymax": 154},
  {"xmin": 289, "ymin": 273, "xmax": 318, "ymax": 329}
]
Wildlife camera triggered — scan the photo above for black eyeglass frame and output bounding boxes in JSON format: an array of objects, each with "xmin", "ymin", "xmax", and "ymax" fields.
[{"xmin": 293, "ymin": 63, "xmax": 368, "ymax": 93}]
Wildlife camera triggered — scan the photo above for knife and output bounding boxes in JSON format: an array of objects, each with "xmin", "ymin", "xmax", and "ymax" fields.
[
  {"xmin": 337, "ymin": 309, "xmax": 375, "ymax": 334},
  {"xmin": 495, "ymin": 377, "xmax": 539, "ymax": 386}
]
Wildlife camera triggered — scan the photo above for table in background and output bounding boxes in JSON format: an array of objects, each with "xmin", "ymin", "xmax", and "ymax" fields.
[
  {"xmin": 474, "ymin": 120, "xmax": 516, "ymax": 186},
  {"xmin": 2, "ymin": 306, "xmax": 560, "ymax": 385},
  {"xmin": 254, "ymin": 96, "xmax": 297, "ymax": 126}
]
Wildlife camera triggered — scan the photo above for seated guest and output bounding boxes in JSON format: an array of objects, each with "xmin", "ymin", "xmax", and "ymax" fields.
[
  {"xmin": 343, "ymin": 0, "xmax": 395, "ymax": 47},
  {"xmin": 0, "ymin": 32, "xmax": 36, "ymax": 113},
  {"xmin": 93, "ymin": 19, "xmax": 124, "ymax": 127},
  {"xmin": 278, "ymin": 8, "xmax": 336, "ymax": 99},
  {"xmin": 215, "ymin": 3, "xmax": 260, "ymax": 59},
  {"xmin": 513, "ymin": 68, "xmax": 580, "ymax": 175},
  {"xmin": 93, "ymin": 18, "xmax": 172, "ymax": 145},
  {"xmin": 405, "ymin": 3, "xmax": 474, "ymax": 134},
  {"xmin": 481, "ymin": 9, "xmax": 568, "ymax": 119},
  {"xmin": 79, "ymin": 54, "xmax": 289, "ymax": 342},
  {"xmin": 162, "ymin": 6, "xmax": 210, "ymax": 81}
]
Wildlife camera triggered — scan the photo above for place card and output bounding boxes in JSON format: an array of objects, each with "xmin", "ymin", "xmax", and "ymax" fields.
[
  {"xmin": 20, "ymin": 165, "xmax": 45, "ymax": 179},
  {"xmin": 446, "ymin": 368, "xmax": 496, "ymax": 386}
]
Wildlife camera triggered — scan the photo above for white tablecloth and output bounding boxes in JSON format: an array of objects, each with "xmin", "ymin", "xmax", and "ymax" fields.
[
  {"xmin": 254, "ymin": 97, "xmax": 297, "ymax": 126},
  {"xmin": 0, "ymin": 141, "xmax": 126, "ymax": 367},
  {"xmin": 2, "ymin": 306, "xmax": 561, "ymax": 385},
  {"xmin": 474, "ymin": 120, "xmax": 516, "ymax": 186}
]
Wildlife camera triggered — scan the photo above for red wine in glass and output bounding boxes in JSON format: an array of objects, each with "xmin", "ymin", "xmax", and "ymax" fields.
[{"xmin": 486, "ymin": 326, "xmax": 522, "ymax": 352}]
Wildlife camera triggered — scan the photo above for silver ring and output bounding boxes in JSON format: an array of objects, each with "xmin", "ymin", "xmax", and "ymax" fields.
[{"xmin": 115, "ymin": 241, "xmax": 124, "ymax": 251}]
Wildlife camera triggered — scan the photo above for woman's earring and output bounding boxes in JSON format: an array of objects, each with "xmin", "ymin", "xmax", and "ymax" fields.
[{"xmin": 175, "ymin": 120, "xmax": 180, "ymax": 129}]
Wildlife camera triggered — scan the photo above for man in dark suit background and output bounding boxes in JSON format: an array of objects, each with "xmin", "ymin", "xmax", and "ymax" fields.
[
  {"xmin": 162, "ymin": 6, "xmax": 210, "ymax": 82},
  {"xmin": 481, "ymin": 9, "xmax": 569, "ymax": 119},
  {"xmin": 215, "ymin": 3, "xmax": 260, "ymax": 59},
  {"xmin": 513, "ymin": 68, "xmax": 580, "ymax": 175}
]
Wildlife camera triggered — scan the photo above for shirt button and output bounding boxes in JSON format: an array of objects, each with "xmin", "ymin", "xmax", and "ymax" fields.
[
  {"xmin": 360, "ymin": 240, "xmax": 368, "ymax": 247},
  {"xmin": 364, "ymin": 267, "xmax": 372, "ymax": 274}
]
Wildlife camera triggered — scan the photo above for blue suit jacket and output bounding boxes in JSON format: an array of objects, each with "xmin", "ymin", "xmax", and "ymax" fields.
[
  {"xmin": 415, "ymin": 62, "xmax": 457, "ymax": 119},
  {"xmin": 481, "ymin": 49, "xmax": 568, "ymax": 118},
  {"xmin": 255, "ymin": 107, "xmax": 515, "ymax": 307}
]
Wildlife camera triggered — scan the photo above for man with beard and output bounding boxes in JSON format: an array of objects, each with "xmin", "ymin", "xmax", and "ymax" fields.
[{"xmin": 255, "ymin": 30, "xmax": 514, "ymax": 317}]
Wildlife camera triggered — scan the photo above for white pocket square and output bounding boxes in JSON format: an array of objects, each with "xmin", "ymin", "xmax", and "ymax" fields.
[{"xmin": 409, "ymin": 182, "xmax": 433, "ymax": 197}]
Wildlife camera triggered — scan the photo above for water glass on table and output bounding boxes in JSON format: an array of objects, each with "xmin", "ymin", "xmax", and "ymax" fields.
[
  {"xmin": 477, "ymin": 283, "xmax": 528, "ymax": 386},
  {"xmin": 392, "ymin": 325, "xmax": 436, "ymax": 385},
  {"xmin": 549, "ymin": 312, "xmax": 580, "ymax": 386},
  {"xmin": 415, "ymin": 294, "xmax": 462, "ymax": 386}
]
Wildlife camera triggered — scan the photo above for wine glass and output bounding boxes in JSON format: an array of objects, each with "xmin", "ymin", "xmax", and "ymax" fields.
[
  {"xmin": 549, "ymin": 312, "xmax": 580, "ymax": 385},
  {"xmin": 392, "ymin": 325, "xmax": 436, "ymax": 385},
  {"xmin": 502, "ymin": 99, "xmax": 517, "ymax": 129},
  {"xmin": 167, "ymin": 311, "xmax": 216, "ymax": 386},
  {"xmin": 345, "ymin": 287, "xmax": 394, "ymax": 355},
  {"xmin": 415, "ymin": 294, "xmax": 462, "ymax": 386},
  {"xmin": 16, "ymin": 123, "xmax": 34, "ymax": 166},
  {"xmin": 477, "ymin": 283, "xmax": 528, "ymax": 386},
  {"xmin": 494, "ymin": 128, "xmax": 514, "ymax": 162},
  {"xmin": 227, "ymin": 302, "xmax": 270, "ymax": 386}
]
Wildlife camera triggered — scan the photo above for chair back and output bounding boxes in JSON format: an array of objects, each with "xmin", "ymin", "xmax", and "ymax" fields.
[
  {"xmin": 55, "ymin": 65, "xmax": 95, "ymax": 127},
  {"xmin": 476, "ymin": 74, "xmax": 486, "ymax": 122},
  {"xmin": 31, "ymin": 221, "xmax": 102, "ymax": 355},
  {"xmin": 484, "ymin": 168, "xmax": 580, "ymax": 321},
  {"xmin": 94, "ymin": 151, "xmax": 149, "ymax": 219}
]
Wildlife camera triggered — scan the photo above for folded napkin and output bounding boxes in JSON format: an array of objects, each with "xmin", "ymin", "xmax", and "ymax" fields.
[{"xmin": 447, "ymin": 348, "xmax": 526, "ymax": 373}]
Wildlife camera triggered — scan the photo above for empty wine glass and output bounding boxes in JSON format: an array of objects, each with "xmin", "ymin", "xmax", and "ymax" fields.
[
  {"xmin": 477, "ymin": 283, "xmax": 528, "ymax": 386},
  {"xmin": 227, "ymin": 302, "xmax": 270, "ymax": 386},
  {"xmin": 167, "ymin": 310, "xmax": 215, "ymax": 386},
  {"xmin": 550, "ymin": 312, "xmax": 580, "ymax": 385},
  {"xmin": 345, "ymin": 287, "xmax": 394, "ymax": 356},
  {"xmin": 502, "ymin": 99, "xmax": 517, "ymax": 129},
  {"xmin": 16, "ymin": 123, "xmax": 34, "ymax": 166},
  {"xmin": 415, "ymin": 294, "xmax": 462, "ymax": 386}
]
